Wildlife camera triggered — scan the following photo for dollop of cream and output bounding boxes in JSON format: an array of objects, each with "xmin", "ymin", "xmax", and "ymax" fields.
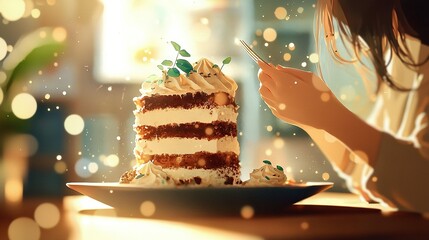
[
  {"xmin": 131, "ymin": 161, "xmax": 175, "ymax": 187},
  {"xmin": 140, "ymin": 58, "xmax": 238, "ymax": 97},
  {"xmin": 245, "ymin": 163, "xmax": 287, "ymax": 186}
]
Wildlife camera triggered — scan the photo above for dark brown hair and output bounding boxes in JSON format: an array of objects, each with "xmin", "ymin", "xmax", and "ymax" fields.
[{"xmin": 316, "ymin": 0, "xmax": 428, "ymax": 91}]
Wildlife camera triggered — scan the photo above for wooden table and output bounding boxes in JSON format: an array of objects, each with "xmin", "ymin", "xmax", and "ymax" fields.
[{"xmin": 2, "ymin": 192, "xmax": 429, "ymax": 239}]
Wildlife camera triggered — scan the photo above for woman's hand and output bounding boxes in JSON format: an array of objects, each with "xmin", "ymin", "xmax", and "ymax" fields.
[{"xmin": 257, "ymin": 61, "xmax": 343, "ymax": 130}]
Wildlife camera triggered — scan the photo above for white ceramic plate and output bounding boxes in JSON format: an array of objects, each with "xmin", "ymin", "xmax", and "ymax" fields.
[{"xmin": 67, "ymin": 182, "xmax": 333, "ymax": 217}]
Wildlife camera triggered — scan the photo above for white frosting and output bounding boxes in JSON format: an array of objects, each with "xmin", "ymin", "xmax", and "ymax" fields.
[
  {"xmin": 164, "ymin": 168, "xmax": 240, "ymax": 186},
  {"xmin": 245, "ymin": 163, "xmax": 287, "ymax": 186},
  {"xmin": 134, "ymin": 106, "xmax": 237, "ymax": 127},
  {"xmin": 134, "ymin": 136, "xmax": 240, "ymax": 155},
  {"xmin": 130, "ymin": 161, "xmax": 175, "ymax": 187},
  {"xmin": 140, "ymin": 58, "xmax": 238, "ymax": 97}
]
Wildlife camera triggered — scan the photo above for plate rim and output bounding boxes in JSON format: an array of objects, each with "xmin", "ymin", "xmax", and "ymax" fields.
[{"xmin": 67, "ymin": 181, "xmax": 334, "ymax": 191}]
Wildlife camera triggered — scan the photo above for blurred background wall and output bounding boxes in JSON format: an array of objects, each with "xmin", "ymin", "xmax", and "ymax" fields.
[{"xmin": 0, "ymin": 0, "xmax": 366, "ymax": 205}]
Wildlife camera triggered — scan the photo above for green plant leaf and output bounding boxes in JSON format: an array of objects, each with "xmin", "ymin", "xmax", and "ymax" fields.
[
  {"xmin": 171, "ymin": 41, "xmax": 181, "ymax": 51},
  {"xmin": 161, "ymin": 60, "xmax": 173, "ymax": 66},
  {"xmin": 262, "ymin": 160, "xmax": 272, "ymax": 165},
  {"xmin": 5, "ymin": 42, "xmax": 65, "ymax": 92},
  {"xmin": 212, "ymin": 64, "xmax": 219, "ymax": 68},
  {"xmin": 157, "ymin": 65, "xmax": 164, "ymax": 71},
  {"xmin": 167, "ymin": 67, "xmax": 180, "ymax": 77},
  {"xmin": 222, "ymin": 56, "xmax": 232, "ymax": 64},
  {"xmin": 176, "ymin": 59, "xmax": 193, "ymax": 74},
  {"xmin": 276, "ymin": 165, "xmax": 284, "ymax": 171},
  {"xmin": 135, "ymin": 173, "xmax": 145, "ymax": 179},
  {"xmin": 179, "ymin": 49, "xmax": 191, "ymax": 57}
]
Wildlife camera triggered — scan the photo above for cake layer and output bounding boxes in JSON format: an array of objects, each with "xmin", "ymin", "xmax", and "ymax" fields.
[
  {"xmin": 134, "ymin": 121, "xmax": 237, "ymax": 140},
  {"xmin": 137, "ymin": 151, "xmax": 239, "ymax": 169},
  {"xmin": 134, "ymin": 106, "xmax": 237, "ymax": 127},
  {"xmin": 164, "ymin": 167, "xmax": 241, "ymax": 186},
  {"xmin": 134, "ymin": 136, "xmax": 239, "ymax": 156},
  {"xmin": 134, "ymin": 92, "xmax": 237, "ymax": 112}
]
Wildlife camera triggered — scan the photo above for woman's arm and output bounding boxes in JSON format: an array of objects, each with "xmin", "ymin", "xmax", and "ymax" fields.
[{"xmin": 257, "ymin": 61, "xmax": 382, "ymax": 168}]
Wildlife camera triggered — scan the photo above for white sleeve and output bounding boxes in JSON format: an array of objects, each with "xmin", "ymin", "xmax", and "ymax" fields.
[{"xmin": 364, "ymin": 130, "xmax": 429, "ymax": 213}]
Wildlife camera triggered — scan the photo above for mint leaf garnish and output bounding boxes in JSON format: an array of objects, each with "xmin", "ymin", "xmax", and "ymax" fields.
[
  {"xmin": 171, "ymin": 41, "xmax": 181, "ymax": 51},
  {"xmin": 161, "ymin": 60, "xmax": 173, "ymax": 66},
  {"xmin": 263, "ymin": 160, "xmax": 272, "ymax": 165},
  {"xmin": 176, "ymin": 59, "xmax": 193, "ymax": 75},
  {"xmin": 179, "ymin": 49, "xmax": 191, "ymax": 57},
  {"xmin": 135, "ymin": 173, "xmax": 145, "ymax": 179},
  {"xmin": 276, "ymin": 165, "xmax": 284, "ymax": 171},
  {"xmin": 157, "ymin": 65, "xmax": 164, "ymax": 71},
  {"xmin": 221, "ymin": 56, "xmax": 232, "ymax": 70},
  {"xmin": 222, "ymin": 56, "xmax": 232, "ymax": 64},
  {"xmin": 167, "ymin": 67, "xmax": 180, "ymax": 77},
  {"xmin": 265, "ymin": 176, "xmax": 270, "ymax": 180}
]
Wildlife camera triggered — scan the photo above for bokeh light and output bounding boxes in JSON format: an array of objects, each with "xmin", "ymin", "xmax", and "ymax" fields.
[
  {"xmin": 75, "ymin": 158, "xmax": 92, "ymax": 178},
  {"xmin": 11, "ymin": 93, "xmax": 37, "ymax": 119},
  {"xmin": 30, "ymin": 8, "xmax": 40, "ymax": 19},
  {"xmin": 140, "ymin": 201, "xmax": 156, "ymax": 217},
  {"xmin": 283, "ymin": 53, "xmax": 291, "ymax": 61},
  {"xmin": 263, "ymin": 28, "xmax": 277, "ymax": 42},
  {"xmin": 240, "ymin": 205, "xmax": 254, "ymax": 219},
  {"xmin": 297, "ymin": 7, "xmax": 304, "ymax": 14},
  {"xmin": 288, "ymin": 42, "xmax": 295, "ymax": 51},
  {"xmin": 309, "ymin": 53, "xmax": 319, "ymax": 63},
  {"xmin": 274, "ymin": 7, "xmax": 287, "ymax": 20},
  {"xmin": 0, "ymin": 88, "xmax": 3, "ymax": 105},
  {"xmin": 5, "ymin": 179, "xmax": 23, "ymax": 203},
  {"xmin": 300, "ymin": 221, "xmax": 309, "ymax": 230},
  {"xmin": 322, "ymin": 172, "xmax": 330, "ymax": 181},
  {"xmin": 8, "ymin": 217, "xmax": 41, "ymax": 240},
  {"xmin": 88, "ymin": 162, "xmax": 99, "ymax": 174},
  {"xmin": 273, "ymin": 137, "xmax": 285, "ymax": 149},
  {"xmin": 0, "ymin": 0, "xmax": 26, "ymax": 21},
  {"xmin": 52, "ymin": 27, "xmax": 67, "ymax": 42},
  {"xmin": 100, "ymin": 154, "xmax": 120, "ymax": 167},
  {"xmin": 34, "ymin": 203, "xmax": 60, "ymax": 229},
  {"xmin": 54, "ymin": 161, "xmax": 67, "ymax": 174},
  {"xmin": 64, "ymin": 114, "xmax": 85, "ymax": 135},
  {"xmin": 0, "ymin": 37, "xmax": 7, "ymax": 61}
]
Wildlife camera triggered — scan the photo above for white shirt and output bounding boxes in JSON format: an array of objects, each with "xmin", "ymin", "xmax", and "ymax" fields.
[{"xmin": 343, "ymin": 38, "xmax": 429, "ymax": 212}]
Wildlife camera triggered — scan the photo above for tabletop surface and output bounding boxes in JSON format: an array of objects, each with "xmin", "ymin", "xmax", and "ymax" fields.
[{"xmin": 2, "ymin": 192, "xmax": 429, "ymax": 240}]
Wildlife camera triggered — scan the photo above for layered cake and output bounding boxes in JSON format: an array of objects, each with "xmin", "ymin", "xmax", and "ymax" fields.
[{"xmin": 121, "ymin": 58, "xmax": 240, "ymax": 186}]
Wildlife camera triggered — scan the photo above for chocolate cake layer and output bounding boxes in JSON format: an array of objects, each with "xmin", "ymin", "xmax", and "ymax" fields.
[
  {"xmin": 134, "ymin": 121, "xmax": 237, "ymax": 140},
  {"xmin": 134, "ymin": 92, "xmax": 237, "ymax": 112},
  {"xmin": 137, "ymin": 152, "xmax": 239, "ymax": 170}
]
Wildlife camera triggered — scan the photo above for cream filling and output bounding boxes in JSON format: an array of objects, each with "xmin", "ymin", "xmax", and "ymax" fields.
[
  {"xmin": 140, "ymin": 58, "xmax": 238, "ymax": 97},
  {"xmin": 164, "ymin": 168, "xmax": 240, "ymax": 186},
  {"xmin": 134, "ymin": 106, "xmax": 237, "ymax": 127},
  {"xmin": 134, "ymin": 136, "xmax": 240, "ymax": 155}
]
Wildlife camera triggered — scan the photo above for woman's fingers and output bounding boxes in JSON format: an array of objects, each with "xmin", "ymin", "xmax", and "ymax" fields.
[
  {"xmin": 275, "ymin": 64, "xmax": 312, "ymax": 83},
  {"xmin": 258, "ymin": 69, "xmax": 276, "ymax": 90},
  {"xmin": 259, "ymin": 85, "xmax": 274, "ymax": 99}
]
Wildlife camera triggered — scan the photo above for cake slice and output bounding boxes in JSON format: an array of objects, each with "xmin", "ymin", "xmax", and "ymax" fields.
[{"xmin": 122, "ymin": 58, "xmax": 240, "ymax": 186}]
